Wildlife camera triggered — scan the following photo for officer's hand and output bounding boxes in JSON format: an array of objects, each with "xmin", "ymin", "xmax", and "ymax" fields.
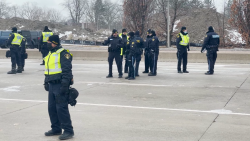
[
  {"xmin": 188, "ymin": 48, "xmax": 190, "ymax": 51},
  {"xmin": 44, "ymin": 83, "xmax": 49, "ymax": 91},
  {"xmin": 60, "ymin": 84, "xmax": 69, "ymax": 95},
  {"xmin": 102, "ymin": 43, "xmax": 105, "ymax": 45},
  {"xmin": 201, "ymin": 50, "xmax": 203, "ymax": 53}
]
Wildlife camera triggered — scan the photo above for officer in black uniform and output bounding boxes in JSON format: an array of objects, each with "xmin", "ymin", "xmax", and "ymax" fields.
[
  {"xmin": 143, "ymin": 29, "xmax": 152, "ymax": 73},
  {"xmin": 20, "ymin": 37, "xmax": 26, "ymax": 71},
  {"xmin": 201, "ymin": 26, "xmax": 220, "ymax": 75},
  {"xmin": 40, "ymin": 26, "xmax": 53, "ymax": 65},
  {"xmin": 43, "ymin": 35, "xmax": 74, "ymax": 140},
  {"xmin": 119, "ymin": 29, "xmax": 128, "ymax": 73},
  {"xmin": 148, "ymin": 30, "xmax": 159, "ymax": 76},
  {"xmin": 6, "ymin": 27, "xmax": 23, "ymax": 74},
  {"xmin": 103, "ymin": 29, "xmax": 123, "ymax": 78},
  {"xmin": 134, "ymin": 31, "xmax": 144, "ymax": 77},
  {"xmin": 176, "ymin": 27, "xmax": 190, "ymax": 73}
]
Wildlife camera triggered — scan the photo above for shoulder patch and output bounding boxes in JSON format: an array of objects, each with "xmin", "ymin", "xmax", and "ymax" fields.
[
  {"xmin": 132, "ymin": 42, "xmax": 134, "ymax": 45},
  {"xmin": 177, "ymin": 34, "xmax": 180, "ymax": 38},
  {"xmin": 64, "ymin": 54, "xmax": 71, "ymax": 59},
  {"xmin": 23, "ymin": 38, "xmax": 26, "ymax": 41},
  {"xmin": 152, "ymin": 39, "xmax": 155, "ymax": 41},
  {"xmin": 136, "ymin": 40, "xmax": 140, "ymax": 43}
]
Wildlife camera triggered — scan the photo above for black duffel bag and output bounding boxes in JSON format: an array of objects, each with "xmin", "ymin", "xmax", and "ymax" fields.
[{"xmin": 6, "ymin": 50, "xmax": 11, "ymax": 58}]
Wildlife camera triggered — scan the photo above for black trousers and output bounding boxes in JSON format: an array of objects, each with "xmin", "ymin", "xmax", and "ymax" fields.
[
  {"xmin": 177, "ymin": 49, "xmax": 188, "ymax": 71},
  {"xmin": 108, "ymin": 52, "xmax": 122, "ymax": 75},
  {"xmin": 48, "ymin": 83, "xmax": 74, "ymax": 133},
  {"xmin": 10, "ymin": 45, "xmax": 21, "ymax": 68},
  {"xmin": 207, "ymin": 50, "xmax": 217, "ymax": 73},
  {"xmin": 124, "ymin": 54, "xmax": 129, "ymax": 72},
  {"xmin": 128, "ymin": 54, "xmax": 141, "ymax": 78},
  {"xmin": 149, "ymin": 52, "xmax": 158, "ymax": 74},
  {"xmin": 20, "ymin": 54, "xmax": 25, "ymax": 68},
  {"xmin": 144, "ymin": 52, "xmax": 150, "ymax": 72}
]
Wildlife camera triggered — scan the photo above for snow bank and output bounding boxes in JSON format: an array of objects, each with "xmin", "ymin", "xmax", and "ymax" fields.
[{"xmin": 226, "ymin": 29, "xmax": 245, "ymax": 44}]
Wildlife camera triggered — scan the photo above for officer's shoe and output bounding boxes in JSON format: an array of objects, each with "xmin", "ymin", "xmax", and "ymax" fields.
[
  {"xmin": 59, "ymin": 132, "xmax": 74, "ymax": 140},
  {"xmin": 205, "ymin": 72, "xmax": 213, "ymax": 75},
  {"xmin": 135, "ymin": 74, "xmax": 140, "ymax": 77},
  {"xmin": 178, "ymin": 71, "xmax": 183, "ymax": 74},
  {"xmin": 148, "ymin": 72, "xmax": 156, "ymax": 76},
  {"xmin": 118, "ymin": 75, "xmax": 123, "ymax": 78},
  {"xmin": 45, "ymin": 130, "xmax": 62, "ymax": 136},
  {"xmin": 125, "ymin": 76, "xmax": 129, "ymax": 79},
  {"xmin": 142, "ymin": 71, "xmax": 149, "ymax": 73},
  {"xmin": 183, "ymin": 71, "xmax": 189, "ymax": 73},
  {"xmin": 40, "ymin": 63, "xmax": 45, "ymax": 65},
  {"xmin": 128, "ymin": 77, "xmax": 135, "ymax": 80},
  {"xmin": 7, "ymin": 69, "xmax": 16, "ymax": 74},
  {"xmin": 106, "ymin": 75, "xmax": 113, "ymax": 78},
  {"xmin": 16, "ymin": 67, "xmax": 23, "ymax": 73}
]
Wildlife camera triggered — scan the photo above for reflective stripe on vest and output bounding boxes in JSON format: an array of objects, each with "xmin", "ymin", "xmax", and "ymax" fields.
[
  {"xmin": 42, "ymin": 32, "xmax": 53, "ymax": 42},
  {"xmin": 179, "ymin": 33, "xmax": 189, "ymax": 46},
  {"xmin": 44, "ymin": 48, "xmax": 65, "ymax": 75},
  {"xmin": 11, "ymin": 33, "xmax": 23, "ymax": 45}
]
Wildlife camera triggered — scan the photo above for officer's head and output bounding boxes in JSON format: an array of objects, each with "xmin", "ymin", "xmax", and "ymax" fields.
[
  {"xmin": 12, "ymin": 27, "xmax": 17, "ymax": 33},
  {"xmin": 122, "ymin": 29, "xmax": 127, "ymax": 35},
  {"xmin": 44, "ymin": 26, "xmax": 49, "ymax": 31},
  {"xmin": 112, "ymin": 29, "xmax": 118, "ymax": 37},
  {"xmin": 128, "ymin": 32, "xmax": 135, "ymax": 38},
  {"xmin": 147, "ymin": 29, "xmax": 152, "ymax": 36},
  {"xmin": 47, "ymin": 35, "xmax": 60, "ymax": 47},
  {"xmin": 208, "ymin": 26, "xmax": 214, "ymax": 32},
  {"xmin": 151, "ymin": 30, "xmax": 156, "ymax": 36},
  {"xmin": 135, "ymin": 31, "xmax": 140, "ymax": 36},
  {"xmin": 181, "ymin": 27, "xmax": 187, "ymax": 33}
]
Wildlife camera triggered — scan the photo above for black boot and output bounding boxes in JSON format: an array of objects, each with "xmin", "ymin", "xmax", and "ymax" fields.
[
  {"xmin": 106, "ymin": 74, "xmax": 113, "ymax": 78},
  {"xmin": 205, "ymin": 72, "xmax": 213, "ymax": 75},
  {"xmin": 142, "ymin": 71, "xmax": 149, "ymax": 73},
  {"xmin": 44, "ymin": 130, "xmax": 62, "ymax": 136},
  {"xmin": 178, "ymin": 71, "xmax": 183, "ymax": 74},
  {"xmin": 16, "ymin": 66, "xmax": 23, "ymax": 73},
  {"xmin": 148, "ymin": 72, "xmax": 156, "ymax": 76},
  {"xmin": 40, "ymin": 61, "xmax": 45, "ymax": 65},
  {"xmin": 183, "ymin": 70, "xmax": 189, "ymax": 73},
  {"xmin": 118, "ymin": 75, "xmax": 123, "ymax": 78},
  {"xmin": 128, "ymin": 77, "xmax": 135, "ymax": 80},
  {"xmin": 125, "ymin": 76, "xmax": 129, "ymax": 79},
  {"xmin": 59, "ymin": 132, "xmax": 74, "ymax": 140},
  {"xmin": 7, "ymin": 68, "xmax": 16, "ymax": 74}
]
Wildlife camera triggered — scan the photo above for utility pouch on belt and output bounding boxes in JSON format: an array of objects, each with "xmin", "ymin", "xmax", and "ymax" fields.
[
  {"xmin": 68, "ymin": 87, "xmax": 79, "ymax": 106},
  {"xmin": 6, "ymin": 50, "xmax": 11, "ymax": 58}
]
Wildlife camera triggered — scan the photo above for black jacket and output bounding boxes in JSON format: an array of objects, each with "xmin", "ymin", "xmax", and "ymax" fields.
[
  {"xmin": 44, "ymin": 45, "xmax": 73, "ymax": 86},
  {"xmin": 144, "ymin": 35, "xmax": 152, "ymax": 52},
  {"xmin": 176, "ymin": 31, "xmax": 190, "ymax": 50},
  {"xmin": 120, "ymin": 34, "xmax": 128, "ymax": 54},
  {"xmin": 148, "ymin": 36, "xmax": 160, "ymax": 54},
  {"xmin": 128, "ymin": 36, "xmax": 144, "ymax": 55},
  {"xmin": 103, "ymin": 35, "xmax": 123, "ymax": 52},
  {"xmin": 134, "ymin": 35, "xmax": 144, "ymax": 54},
  {"xmin": 202, "ymin": 30, "xmax": 220, "ymax": 51},
  {"xmin": 20, "ymin": 37, "xmax": 26, "ymax": 54},
  {"xmin": 40, "ymin": 29, "xmax": 53, "ymax": 45}
]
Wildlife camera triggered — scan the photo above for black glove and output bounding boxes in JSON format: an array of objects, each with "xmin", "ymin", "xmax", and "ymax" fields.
[
  {"xmin": 116, "ymin": 44, "xmax": 121, "ymax": 49},
  {"xmin": 44, "ymin": 83, "xmax": 49, "ymax": 91},
  {"xmin": 102, "ymin": 43, "xmax": 105, "ymax": 45},
  {"xmin": 60, "ymin": 83, "xmax": 69, "ymax": 95},
  {"xmin": 201, "ymin": 49, "xmax": 204, "ymax": 53},
  {"xmin": 188, "ymin": 48, "xmax": 190, "ymax": 51}
]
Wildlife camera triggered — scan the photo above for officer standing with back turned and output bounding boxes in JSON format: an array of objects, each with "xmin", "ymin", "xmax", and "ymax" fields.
[
  {"xmin": 6, "ymin": 27, "xmax": 23, "ymax": 74},
  {"xmin": 143, "ymin": 29, "xmax": 152, "ymax": 74},
  {"xmin": 148, "ymin": 30, "xmax": 159, "ymax": 76},
  {"xmin": 43, "ymin": 35, "xmax": 74, "ymax": 140},
  {"xmin": 201, "ymin": 26, "xmax": 220, "ymax": 75},
  {"xmin": 40, "ymin": 26, "xmax": 53, "ymax": 65},
  {"xmin": 176, "ymin": 27, "xmax": 190, "ymax": 74}
]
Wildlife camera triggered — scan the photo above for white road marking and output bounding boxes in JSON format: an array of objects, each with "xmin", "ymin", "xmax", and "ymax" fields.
[
  {"xmin": 0, "ymin": 98, "xmax": 250, "ymax": 116},
  {"xmin": 0, "ymin": 86, "xmax": 20, "ymax": 92}
]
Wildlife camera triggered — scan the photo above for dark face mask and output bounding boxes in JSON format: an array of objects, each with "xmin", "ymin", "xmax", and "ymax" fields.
[{"xmin": 47, "ymin": 43, "xmax": 53, "ymax": 51}]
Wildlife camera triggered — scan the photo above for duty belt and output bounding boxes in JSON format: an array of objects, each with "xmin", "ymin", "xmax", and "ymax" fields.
[
  {"xmin": 49, "ymin": 80, "xmax": 61, "ymax": 84},
  {"xmin": 207, "ymin": 45, "xmax": 218, "ymax": 48}
]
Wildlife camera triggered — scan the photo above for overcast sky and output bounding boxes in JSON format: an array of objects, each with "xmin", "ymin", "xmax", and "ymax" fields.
[{"xmin": 6, "ymin": 0, "xmax": 225, "ymax": 18}]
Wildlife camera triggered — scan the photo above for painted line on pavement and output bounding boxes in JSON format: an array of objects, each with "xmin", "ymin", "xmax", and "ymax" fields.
[{"xmin": 0, "ymin": 98, "xmax": 249, "ymax": 116}]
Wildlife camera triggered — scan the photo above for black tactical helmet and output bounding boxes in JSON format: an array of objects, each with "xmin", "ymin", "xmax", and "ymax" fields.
[{"xmin": 68, "ymin": 87, "xmax": 79, "ymax": 106}]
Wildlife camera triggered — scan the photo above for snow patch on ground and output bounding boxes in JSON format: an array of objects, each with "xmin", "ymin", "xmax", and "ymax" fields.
[
  {"xmin": 59, "ymin": 31, "xmax": 73, "ymax": 38},
  {"xmin": 1, "ymin": 86, "xmax": 20, "ymax": 92},
  {"xmin": 226, "ymin": 29, "xmax": 245, "ymax": 44}
]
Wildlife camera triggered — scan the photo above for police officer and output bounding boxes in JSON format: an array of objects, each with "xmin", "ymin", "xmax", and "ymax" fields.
[
  {"xmin": 43, "ymin": 35, "xmax": 74, "ymax": 140},
  {"xmin": 119, "ymin": 29, "xmax": 129, "ymax": 73},
  {"xmin": 201, "ymin": 26, "xmax": 220, "ymax": 75},
  {"xmin": 40, "ymin": 26, "xmax": 53, "ymax": 65},
  {"xmin": 20, "ymin": 37, "xmax": 26, "ymax": 71},
  {"xmin": 134, "ymin": 31, "xmax": 144, "ymax": 77},
  {"xmin": 103, "ymin": 29, "xmax": 123, "ymax": 78},
  {"xmin": 143, "ymin": 29, "xmax": 152, "ymax": 74},
  {"xmin": 6, "ymin": 27, "xmax": 23, "ymax": 74},
  {"xmin": 176, "ymin": 27, "xmax": 190, "ymax": 73},
  {"xmin": 148, "ymin": 30, "xmax": 159, "ymax": 76}
]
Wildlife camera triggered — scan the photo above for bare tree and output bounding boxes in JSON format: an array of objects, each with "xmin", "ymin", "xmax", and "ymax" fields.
[
  {"xmin": 19, "ymin": 2, "xmax": 44, "ymax": 20},
  {"xmin": 63, "ymin": 0, "xmax": 87, "ymax": 24},
  {"xmin": 0, "ymin": 0, "xmax": 9, "ymax": 18},
  {"xmin": 103, "ymin": 0, "xmax": 122, "ymax": 30}
]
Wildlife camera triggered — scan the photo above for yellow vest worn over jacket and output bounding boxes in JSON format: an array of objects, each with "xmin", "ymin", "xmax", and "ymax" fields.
[
  {"xmin": 11, "ymin": 33, "xmax": 23, "ymax": 46},
  {"xmin": 42, "ymin": 32, "xmax": 53, "ymax": 42},
  {"xmin": 179, "ymin": 33, "xmax": 189, "ymax": 46}
]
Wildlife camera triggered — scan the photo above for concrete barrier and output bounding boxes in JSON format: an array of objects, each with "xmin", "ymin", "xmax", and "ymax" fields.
[{"xmin": 0, "ymin": 49, "xmax": 249, "ymax": 64}]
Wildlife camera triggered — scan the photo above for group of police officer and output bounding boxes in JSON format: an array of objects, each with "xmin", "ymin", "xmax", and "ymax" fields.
[
  {"xmin": 103, "ymin": 29, "xmax": 160, "ymax": 80},
  {"xmin": 103, "ymin": 26, "xmax": 220, "ymax": 78}
]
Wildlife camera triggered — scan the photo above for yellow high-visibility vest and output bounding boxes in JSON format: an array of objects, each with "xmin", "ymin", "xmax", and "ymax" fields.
[
  {"xmin": 11, "ymin": 33, "xmax": 23, "ymax": 46},
  {"xmin": 44, "ymin": 48, "xmax": 64, "ymax": 75},
  {"xmin": 179, "ymin": 33, "xmax": 189, "ymax": 46},
  {"xmin": 42, "ymin": 32, "xmax": 53, "ymax": 42}
]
